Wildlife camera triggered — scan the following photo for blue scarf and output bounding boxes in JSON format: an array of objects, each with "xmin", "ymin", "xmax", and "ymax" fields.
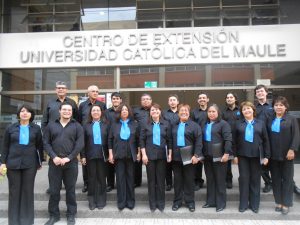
[
  {"xmin": 19, "ymin": 125, "xmax": 29, "ymax": 145},
  {"xmin": 245, "ymin": 120, "xmax": 254, "ymax": 143},
  {"xmin": 205, "ymin": 122, "xmax": 214, "ymax": 142},
  {"xmin": 92, "ymin": 121, "xmax": 102, "ymax": 145},
  {"xmin": 271, "ymin": 118, "xmax": 282, "ymax": 133},
  {"xmin": 152, "ymin": 122, "xmax": 160, "ymax": 146},
  {"xmin": 120, "ymin": 119, "xmax": 130, "ymax": 140},
  {"xmin": 177, "ymin": 122, "xmax": 186, "ymax": 147}
]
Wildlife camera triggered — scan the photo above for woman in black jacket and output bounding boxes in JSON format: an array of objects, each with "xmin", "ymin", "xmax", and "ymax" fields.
[
  {"xmin": 108, "ymin": 104, "xmax": 140, "ymax": 210},
  {"xmin": 0, "ymin": 104, "xmax": 43, "ymax": 225},
  {"xmin": 140, "ymin": 103, "xmax": 172, "ymax": 212},
  {"xmin": 233, "ymin": 101, "xmax": 270, "ymax": 213},
  {"xmin": 202, "ymin": 104, "xmax": 232, "ymax": 212},
  {"xmin": 267, "ymin": 96, "xmax": 300, "ymax": 215},
  {"xmin": 81, "ymin": 104, "xmax": 109, "ymax": 210}
]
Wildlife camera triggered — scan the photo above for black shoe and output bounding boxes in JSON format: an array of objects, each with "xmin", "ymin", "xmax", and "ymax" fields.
[
  {"xmin": 216, "ymin": 207, "xmax": 225, "ymax": 212},
  {"xmin": 188, "ymin": 204, "xmax": 195, "ymax": 212},
  {"xmin": 281, "ymin": 207, "xmax": 289, "ymax": 215},
  {"xmin": 251, "ymin": 208, "xmax": 259, "ymax": 213},
  {"xmin": 294, "ymin": 184, "xmax": 300, "ymax": 195},
  {"xmin": 150, "ymin": 208, "xmax": 156, "ymax": 212},
  {"xmin": 263, "ymin": 184, "xmax": 272, "ymax": 193},
  {"xmin": 275, "ymin": 206, "xmax": 282, "ymax": 212},
  {"xmin": 158, "ymin": 207, "xmax": 164, "ymax": 212},
  {"xmin": 67, "ymin": 215, "xmax": 75, "ymax": 225},
  {"xmin": 82, "ymin": 184, "xmax": 88, "ymax": 193},
  {"xmin": 239, "ymin": 208, "xmax": 247, "ymax": 213},
  {"xmin": 106, "ymin": 186, "xmax": 113, "ymax": 192},
  {"xmin": 172, "ymin": 204, "xmax": 181, "ymax": 211},
  {"xmin": 134, "ymin": 183, "xmax": 141, "ymax": 188},
  {"xmin": 46, "ymin": 188, "xmax": 50, "ymax": 194},
  {"xmin": 166, "ymin": 184, "xmax": 172, "ymax": 191},
  {"xmin": 194, "ymin": 184, "xmax": 200, "ymax": 191},
  {"xmin": 44, "ymin": 217, "xmax": 60, "ymax": 225},
  {"xmin": 202, "ymin": 203, "xmax": 216, "ymax": 208},
  {"xmin": 226, "ymin": 181, "xmax": 233, "ymax": 189}
]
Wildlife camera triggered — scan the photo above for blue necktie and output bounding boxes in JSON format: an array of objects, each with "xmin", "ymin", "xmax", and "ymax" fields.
[
  {"xmin": 177, "ymin": 122, "xmax": 185, "ymax": 147},
  {"xmin": 271, "ymin": 118, "xmax": 281, "ymax": 133},
  {"xmin": 153, "ymin": 122, "xmax": 161, "ymax": 146},
  {"xmin": 120, "ymin": 119, "xmax": 130, "ymax": 140},
  {"xmin": 205, "ymin": 122, "xmax": 213, "ymax": 142},
  {"xmin": 245, "ymin": 121, "xmax": 254, "ymax": 143},
  {"xmin": 93, "ymin": 121, "xmax": 102, "ymax": 145},
  {"xmin": 19, "ymin": 125, "xmax": 29, "ymax": 145}
]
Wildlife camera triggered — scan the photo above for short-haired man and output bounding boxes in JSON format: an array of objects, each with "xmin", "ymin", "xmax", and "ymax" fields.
[
  {"xmin": 104, "ymin": 92, "xmax": 122, "ymax": 192},
  {"xmin": 43, "ymin": 102, "xmax": 84, "ymax": 225},
  {"xmin": 78, "ymin": 85, "xmax": 107, "ymax": 193},
  {"xmin": 163, "ymin": 94, "xmax": 180, "ymax": 191}
]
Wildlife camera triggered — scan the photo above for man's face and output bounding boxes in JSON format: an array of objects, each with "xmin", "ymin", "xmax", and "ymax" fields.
[
  {"xmin": 141, "ymin": 95, "xmax": 152, "ymax": 108},
  {"xmin": 88, "ymin": 87, "xmax": 99, "ymax": 100},
  {"xmin": 226, "ymin": 94, "xmax": 236, "ymax": 106},
  {"xmin": 168, "ymin": 97, "xmax": 179, "ymax": 109},
  {"xmin": 56, "ymin": 85, "xmax": 67, "ymax": 98},
  {"xmin": 59, "ymin": 105, "xmax": 72, "ymax": 120},
  {"xmin": 255, "ymin": 88, "xmax": 267, "ymax": 101},
  {"xmin": 112, "ymin": 96, "xmax": 122, "ymax": 108},
  {"xmin": 197, "ymin": 94, "xmax": 209, "ymax": 107}
]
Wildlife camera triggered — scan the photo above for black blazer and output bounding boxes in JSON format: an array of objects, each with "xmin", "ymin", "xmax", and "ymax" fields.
[
  {"xmin": 83, "ymin": 121, "xmax": 109, "ymax": 160},
  {"xmin": 1, "ymin": 122, "xmax": 43, "ymax": 169},
  {"xmin": 108, "ymin": 119, "xmax": 139, "ymax": 161},
  {"xmin": 267, "ymin": 113, "xmax": 300, "ymax": 161},
  {"xmin": 139, "ymin": 119, "xmax": 172, "ymax": 160},
  {"xmin": 171, "ymin": 119, "xmax": 203, "ymax": 162},
  {"xmin": 233, "ymin": 119, "xmax": 270, "ymax": 159},
  {"xmin": 203, "ymin": 119, "xmax": 232, "ymax": 157}
]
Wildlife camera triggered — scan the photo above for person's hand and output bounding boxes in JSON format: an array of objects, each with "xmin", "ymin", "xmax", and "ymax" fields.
[
  {"xmin": 286, "ymin": 150, "xmax": 295, "ymax": 160},
  {"xmin": 142, "ymin": 154, "xmax": 148, "ymax": 165},
  {"xmin": 137, "ymin": 151, "xmax": 141, "ymax": 162},
  {"xmin": 108, "ymin": 152, "xmax": 114, "ymax": 164},
  {"xmin": 81, "ymin": 158, "xmax": 87, "ymax": 165},
  {"xmin": 61, "ymin": 157, "xmax": 70, "ymax": 166},
  {"xmin": 263, "ymin": 158, "xmax": 269, "ymax": 166},
  {"xmin": 221, "ymin": 153, "xmax": 229, "ymax": 163},
  {"xmin": 191, "ymin": 156, "xmax": 199, "ymax": 164},
  {"xmin": 53, "ymin": 157, "xmax": 62, "ymax": 166},
  {"xmin": 0, "ymin": 164, "xmax": 7, "ymax": 175},
  {"xmin": 167, "ymin": 152, "xmax": 172, "ymax": 163},
  {"xmin": 233, "ymin": 157, "xmax": 238, "ymax": 164}
]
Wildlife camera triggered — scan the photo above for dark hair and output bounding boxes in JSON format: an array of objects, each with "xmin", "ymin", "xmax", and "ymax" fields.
[
  {"xmin": 148, "ymin": 103, "xmax": 162, "ymax": 122},
  {"xmin": 240, "ymin": 101, "xmax": 257, "ymax": 118},
  {"xmin": 141, "ymin": 93, "xmax": 152, "ymax": 99},
  {"xmin": 273, "ymin": 96, "xmax": 289, "ymax": 112},
  {"xmin": 17, "ymin": 104, "xmax": 35, "ymax": 123},
  {"xmin": 178, "ymin": 104, "xmax": 191, "ymax": 112},
  {"xmin": 207, "ymin": 103, "xmax": 222, "ymax": 122},
  {"xmin": 168, "ymin": 94, "xmax": 179, "ymax": 101},
  {"xmin": 198, "ymin": 92, "xmax": 209, "ymax": 98},
  {"xmin": 254, "ymin": 84, "xmax": 268, "ymax": 93},
  {"xmin": 55, "ymin": 81, "xmax": 67, "ymax": 88},
  {"xmin": 59, "ymin": 102, "xmax": 73, "ymax": 110},
  {"xmin": 225, "ymin": 92, "xmax": 239, "ymax": 106},
  {"xmin": 87, "ymin": 105, "xmax": 106, "ymax": 123},
  {"xmin": 115, "ymin": 103, "xmax": 133, "ymax": 121},
  {"xmin": 111, "ymin": 92, "xmax": 122, "ymax": 99}
]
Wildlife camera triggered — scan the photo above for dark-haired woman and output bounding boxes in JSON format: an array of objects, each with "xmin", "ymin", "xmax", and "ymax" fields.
[
  {"xmin": 140, "ymin": 103, "xmax": 172, "ymax": 212},
  {"xmin": 108, "ymin": 104, "xmax": 140, "ymax": 210},
  {"xmin": 203, "ymin": 104, "xmax": 232, "ymax": 212},
  {"xmin": 81, "ymin": 105, "xmax": 109, "ymax": 210},
  {"xmin": 267, "ymin": 96, "xmax": 299, "ymax": 215},
  {"xmin": 0, "ymin": 105, "xmax": 43, "ymax": 225},
  {"xmin": 233, "ymin": 101, "xmax": 270, "ymax": 213}
]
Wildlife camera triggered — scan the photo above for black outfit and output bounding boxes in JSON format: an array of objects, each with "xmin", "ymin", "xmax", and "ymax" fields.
[
  {"xmin": 203, "ymin": 120, "xmax": 232, "ymax": 210},
  {"xmin": 43, "ymin": 119, "xmax": 84, "ymax": 219},
  {"xmin": 267, "ymin": 113, "xmax": 300, "ymax": 207},
  {"xmin": 191, "ymin": 107, "xmax": 207, "ymax": 189},
  {"xmin": 162, "ymin": 109, "xmax": 179, "ymax": 189},
  {"xmin": 133, "ymin": 106, "xmax": 150, "ymax": 187},
  {"xmin": 140, "ymin": 119, "xmax": 172, "ymax": 211},
  {"xmin": 256, "ymin": 101, "xmax": 273, "ymax": 188},
  {"xmin": 171, "ymin": 119, "xmax": 203, "ymax": 208},
  {"xmin": 222, "ymin": 106, "xmax": 241, "ymax": 187},
  {"xmin": 108, "ymin": 119, "xmax": 139, "ymax": 210},
  {"xmin": 1, "ymin": 122, "xmax": 43, "ymax": 225},
  {"xmin": 104, "ymin": 107, "xmax": 119, "ymax": 189},
  {"xmin": 78, "ymin": 99, "xmax": 107, "ymax": 190},
  {"xmin": 82, "ymin": 121, "xmax": 109, "ymax": 209},
  {"xmin": 233, "ymin": 119, "xmax": 270, "ymax": 211}
]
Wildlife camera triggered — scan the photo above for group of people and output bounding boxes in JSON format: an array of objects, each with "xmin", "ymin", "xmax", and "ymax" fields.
[{"xmin": 0, "ymin": 82, "xmax": 299, "ymax": 225}]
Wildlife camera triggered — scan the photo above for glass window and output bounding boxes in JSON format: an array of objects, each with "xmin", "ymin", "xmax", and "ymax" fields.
[
  {"xmin": 194, "ymin": 19, "xmax": 220, "ymax": 27},
  {"xmin": 166, "ymin": 20, "xmax": 191, "ymax": 28},
  {"xmin": 165, "ymin": 0, "xmax": 191, "ymax": 8},
  {"xmin": 223, "ymin": 0, "xmax": 248, "ymax": 6},
  {"xmin": 165, "ymin": 9, "xmax": 192, "ymax": 20},
  {"xmin": 194, "ymin": 0, "xmax": 220, "ymax": 7},
  {"xmin": 137, "ymin": 9, "xmax": 163, "ymax": 20},
  {"xmin": 138, "ymin": 21, "xmax": 163, "ymax": 29},
  {"xmin": 137, "ymin": 0, "xmax": 163, "ymax": 9}
]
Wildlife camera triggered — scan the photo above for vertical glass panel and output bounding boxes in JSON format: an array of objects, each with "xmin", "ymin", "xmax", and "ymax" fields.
[
  {"xmin": 223, "ymin": 18, "xmax": 249, "ymax": 26},
  {"xmin": 194, "ymin": 0, "xmax": 220, "ymax": 7},
  {"xmin": 138, "ymin": 21, "xmax": 163, "ymax": 28},
  {"xmin": 165, "ymin": 9, "xmax": 192, "ymax": 20},
  {"xmin": 166, "ymin": 20, "xmax": 191, "ymax": 27},
  {"xmin": 194, "ymin": 19, "xmax": 220, "ymax": 26},
  {"xmin": 137, "ymin": 0, "xmax": 163, "ymax": 9},
  {"xmin": 223, "ymin": 0, "xmax": 248, "ymax": 6},
  {"xmin": 165, "ymin": 0, "xmax": 191, "ymax": 8}
]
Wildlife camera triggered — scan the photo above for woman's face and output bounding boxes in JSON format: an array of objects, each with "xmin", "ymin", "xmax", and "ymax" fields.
[
  {"xmin": 178, "ymin": 106, "xmax": 190, "ymax": 122},
  {"xmin": 207, "ymin": 106, "xmax": 218, "ymax": 121},
  {"xmin": 242, "ymin": 105, "xmax": 254, "ymax": 119},
  {"xmin": 121, "ymin": 106, "xmax": 129, "ymax": 119},
  {"xmin": 150, "ymin": 106, "xmax": 161, "ymax": 120},
  {"xmin": 274, "ymin": 101, "xmax": 287, "ymax": 116},
  {"xmin": 91, "ymin": 106, "xmax": 102, "ymax": 121},
  {"xmin": 19, "ymin": 107, "xmax": 31, "ymax": 122}
]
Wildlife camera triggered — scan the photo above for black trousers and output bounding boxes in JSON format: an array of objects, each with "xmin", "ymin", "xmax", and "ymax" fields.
[
  {"xmin": 106, "ymin": 162, "xmax": 115, "ymax": 188},
  {"xmin": 261, "ymin": 164, "xmax": 272, "ymax": 185},
  {"xmin": 7, "ymin": 167, "xmax": 37, "ymax": 225},
  {"xmin": 134, "ymin": 160, "xmax": 142, "ymax": 186},
  {"xmin": 172, "ymin": 161, "xmax": 195, "ymax": 206},
  {"xmin": 238, "ymin": 156, "xmax": 261, "ymax": 210},
  {"xmin": 115, "ymin": 158, "xmax": 135, "ymax": 209},
  {"xmin": 146, "ymin": 159, "xmax": 166, "ymax": 210},
  {"xmin": 194, "ymin": 163, "xmax": 204, "ymax": 185},
  {"xmin": 87, "ymin": 158, "xmax": 107, "ymax": 208},
  {"xmin": 204, "ymin": 158, "xmax": 227, "ymax": 209},
  {"xmin": 82, "ymin": 164, "xmax": 88, "ymax": 186},
  {"xmin": 48, "ymin": 160, "xmax": 78, "ymax": 218},
  {"xmin": 270, "ymin": 159, "xmax": 294, "ymax": 207},
  {"xmin": 165, "ymin": 161, "xmax": 173, "ymax": 186},
  {"xmin": 226, "ymin": 160, "xmax": 233, "ymax": 183}
]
